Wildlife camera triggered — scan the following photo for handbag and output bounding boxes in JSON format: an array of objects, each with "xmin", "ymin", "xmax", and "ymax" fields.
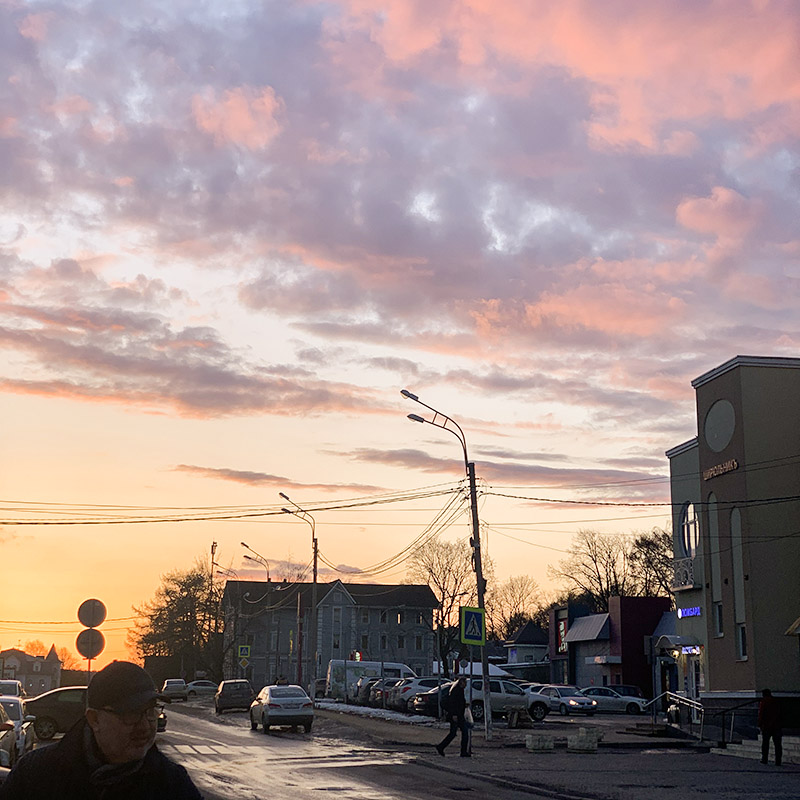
[{"xmin": 464, "ymin": 707, "xmax": 474, "ymax": 725}]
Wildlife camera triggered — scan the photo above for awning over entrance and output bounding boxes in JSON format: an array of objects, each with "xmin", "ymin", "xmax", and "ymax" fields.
[
  {"xmin": 654, "ymin": 634, "xmax": 700, "ymax": 651},
  {"xmin": 564, "ymin": 613, "xmax": 609, "ymax": 642}
]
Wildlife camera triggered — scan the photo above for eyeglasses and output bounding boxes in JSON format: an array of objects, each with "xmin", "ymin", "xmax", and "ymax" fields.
[{"xmin": 101, "ymin": 705, "xmax": 161, "ymax": 726}]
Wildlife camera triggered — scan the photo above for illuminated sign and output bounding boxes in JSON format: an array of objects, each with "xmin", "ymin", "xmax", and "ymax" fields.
[
  {"xmin": 677, "ymin": 606, "xmax": 702, "ymax": 619},
  {"xmin": 681, "ymin": 646, "xmax": 701, "ymax": 655},
  {"xmin": 703, "ymin": 459, "xmax": 738, "ymax": 481},
  {"xmin": 557, "ymin": 620, "xmax": 568, "ymax": 653}
]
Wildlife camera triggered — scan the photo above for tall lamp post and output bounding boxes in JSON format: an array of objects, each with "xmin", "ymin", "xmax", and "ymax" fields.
[
  {"xmin": 279, "ymin": 493, "xmax": 319, "ymax": 697},
  {"xmin": 401, "ymin": 389, "xmax": 492, "ymax": 740}
]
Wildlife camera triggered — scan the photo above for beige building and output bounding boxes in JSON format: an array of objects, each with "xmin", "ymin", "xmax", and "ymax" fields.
[{"xmin": 666, "ymin": 355, "xmax": 800, "ymax": 729}]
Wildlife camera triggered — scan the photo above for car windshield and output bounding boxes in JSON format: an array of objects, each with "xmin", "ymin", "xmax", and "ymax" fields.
[
  {"xmin": 559, "ymin": 687, "xmax": 583, "ymax": 696},
  {"xmin": 270, "ymin": 687, "xmax": 307, "ymax": 698},
  {"xmin": 0, "ymin": 700, "xmax": 20, "ymax": 720}
]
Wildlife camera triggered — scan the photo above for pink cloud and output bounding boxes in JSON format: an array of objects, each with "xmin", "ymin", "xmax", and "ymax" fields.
[
  {"xmin": 676, "ymin": 187, "xmax": 764, "ymax": 239},
  {"xmin": 192, "ymin": 87, "xmax": 284, "ymax": 150},
  {"xmin": 18, "ymin": 13, "xmax": 52, "ymax": 42}
]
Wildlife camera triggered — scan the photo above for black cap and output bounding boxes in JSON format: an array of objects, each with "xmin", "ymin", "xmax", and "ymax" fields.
[{"xmin": 88, "ymin": 661, "xmax": 166, "ymax": 713}]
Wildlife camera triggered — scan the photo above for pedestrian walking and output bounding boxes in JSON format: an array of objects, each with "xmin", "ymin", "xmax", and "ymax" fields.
[
  {"xmin": 0, "ymin": 660, "xmax": 203, "ymax": 799},
  {"xmin": 758, "ymin": 688, "xmax": 782, "ymax": 766},
  {"xmin": 436, "ymin": 676, "xmax": 470, "ymax": 758}
]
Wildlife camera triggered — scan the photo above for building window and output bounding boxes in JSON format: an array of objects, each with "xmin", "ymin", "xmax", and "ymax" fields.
[
  {"xmin": 333, "ymin": 634, "xmax": 340, "ymax": 651},
  {"xmin": 361, "ymin": 634, "xmax": 369, "ymax": 652},
  {"xmin": 333, "ymin": 607, "xmax": 341, "ymax": 626},
  {"xmin": 361, "ymin": 609, "xmax": 369, "ymax": 624},
  {"xmin": 736, "ymin": 624, "xmax": 747, "ymax": 660},
  {"xmin": 397, "ymin": 611, "xmax": 404, "ymax": 625},
  {"xmin": 271, "ymin": 630, "xmax": 277, "ymax": 650},
  {"xmin": 397, "ymin": 635, "xmax": 405, "ymax": 649},
  {"xmin": 416, "ymin": 612, "xmax": 424, "ymax": 624},
  {"xmin": 32, "ymin": 662, "xmax": 41, "ymax": 673},
  {"xmin": 415, "ymin": 635, "xmax": 423, "ymax": 651},
  {"xmin": 680, "ymin": 502, "xmax": 699, "ymax": 558},
  {"xmin": 380, "ymin": 634, "xmax": 387, "ymax": 650},
  {"xmin": 713, "ymin": 602, "xmax": 723, "ymax": 637},
  {"xmin": 380, "ymin": 610, "xmax": 387, "ymax": 624}
]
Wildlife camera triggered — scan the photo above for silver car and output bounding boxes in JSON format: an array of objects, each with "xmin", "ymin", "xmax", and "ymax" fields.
[
  {"xmin": 0, "ymin": 697, "xmax": 34, "ymax": 762},
  {"xmin": 580, "ymin": 686, "xmax": 647, "ymax": 714},
  {"xmin": 537, "ymin": 685, "xmax": 597, "ymax": 716},
  {"xmin": 250, "ymin": 685, "xmax": 314, "ymax": 733}
]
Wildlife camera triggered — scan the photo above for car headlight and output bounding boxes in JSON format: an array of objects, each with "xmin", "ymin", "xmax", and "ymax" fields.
[
  {"xmin": 569, "ymin": 699, "xmax": 578, "ymax": 705},
  {"xmin": 591, "ymin": 700, "xmax": 597, "ymax": 706}
]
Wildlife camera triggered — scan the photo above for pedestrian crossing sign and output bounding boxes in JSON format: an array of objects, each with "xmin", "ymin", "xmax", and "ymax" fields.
[{"xmin": 460, "ymin": 606, "xmax": 486, "ymax": 646}]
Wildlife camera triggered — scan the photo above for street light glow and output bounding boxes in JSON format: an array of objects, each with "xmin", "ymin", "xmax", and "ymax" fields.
[{"xmin": 407, "ymin": 413, "xmax": 425, "ymax": 423}]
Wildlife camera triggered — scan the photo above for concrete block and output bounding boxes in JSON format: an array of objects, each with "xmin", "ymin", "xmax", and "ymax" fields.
[
  {"xmin": 526, "ymin": 733, "xmax": 555, "ymax": 752},
  {"xmin": 567, "ymin": 727, "xmax": 599, "ymax": 753}
]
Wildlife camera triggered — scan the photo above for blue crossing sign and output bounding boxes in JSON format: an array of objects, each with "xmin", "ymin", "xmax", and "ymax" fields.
[{"xmin": 460, "ymin": 606, "xmax": 486, "ymax": 646}]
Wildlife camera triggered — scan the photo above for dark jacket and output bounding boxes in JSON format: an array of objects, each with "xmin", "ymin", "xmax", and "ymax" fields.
[
  {"xmin": 758, "ymin": 695, "xmax": 782, "ymax": 733},
  {"xmin": 0, "ymin": 718, "xmax": 202, "ymax": 800},
  {"xmin": 446, "ymin": 681, "xmax": 467, "ymax": 720}
]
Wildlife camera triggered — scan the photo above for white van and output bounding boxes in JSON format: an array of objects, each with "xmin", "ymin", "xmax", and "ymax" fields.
[{"xmin": 326, "ymin": 660, "xmax": 417, "ymax": 701}]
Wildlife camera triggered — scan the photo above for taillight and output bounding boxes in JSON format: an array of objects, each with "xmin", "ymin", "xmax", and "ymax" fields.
[
  {"xmin": 268, "ymin": 703, "xmax": 281, "ymax": 708},
  {"xmin": 302, "ymin": 702, "xmax": 313, "ymax": 708}
]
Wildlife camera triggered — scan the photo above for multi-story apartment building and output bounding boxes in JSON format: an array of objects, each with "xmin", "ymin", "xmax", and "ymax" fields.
[
  {"xmin": 666, "ymin": 355, "xmax": 800, "ymax": 729},
  {"xmin": 221, "ymin": 579, "xmax": 438, "ymax": 691}
]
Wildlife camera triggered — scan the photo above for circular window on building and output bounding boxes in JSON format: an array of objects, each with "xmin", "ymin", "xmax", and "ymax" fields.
[
  {"xmin": 680, "ymin": 502, "xmax": 699, "ymax": 558},
  {"xmin": 703, "ymin": 399, "xmax": 735, "ymax": 452}
]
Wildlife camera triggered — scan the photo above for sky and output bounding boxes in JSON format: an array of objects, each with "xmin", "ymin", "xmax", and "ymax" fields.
[{"xmin": 1, "ymin": 0, "xmax": 799, "ymax": 670}]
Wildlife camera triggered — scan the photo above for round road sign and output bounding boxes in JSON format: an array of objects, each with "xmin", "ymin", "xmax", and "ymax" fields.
[
  {"xmin": 76, "ymin": 628, "xmax": 105, "ymax": 660},
  {"xmin": 78, "ymin": 598, "xmax": 107, "ymax": 629}
]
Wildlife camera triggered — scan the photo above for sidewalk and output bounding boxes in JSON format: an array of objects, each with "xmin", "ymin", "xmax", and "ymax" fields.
[{"xmin": 317, "ymin": 704, "xmax": 800, "ymax": 800}]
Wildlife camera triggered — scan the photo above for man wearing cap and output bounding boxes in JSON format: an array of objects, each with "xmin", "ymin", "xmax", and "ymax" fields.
[{"xmin": 0, "ymin": 660, "xmax": 202, "ymax": 799}]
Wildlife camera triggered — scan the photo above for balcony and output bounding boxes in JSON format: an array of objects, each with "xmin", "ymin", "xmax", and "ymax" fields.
[{"xmin": 671, "ymin": 557, "xmax": 697, "ymax": 591}]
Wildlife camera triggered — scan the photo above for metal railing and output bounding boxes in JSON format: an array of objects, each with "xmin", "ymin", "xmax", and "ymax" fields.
[
  {"xmin": 704, "ymin": 698, "xmax": 760, "ymax": 748},
  {"xmin": 645, "ymin": 691, "xmax": 706, "ymax": 740}
]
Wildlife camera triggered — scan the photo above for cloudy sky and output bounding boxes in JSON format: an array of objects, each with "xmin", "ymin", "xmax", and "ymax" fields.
[{"xmin": 2, "ymin": 0, "xmax": 799, "ymax": 666}]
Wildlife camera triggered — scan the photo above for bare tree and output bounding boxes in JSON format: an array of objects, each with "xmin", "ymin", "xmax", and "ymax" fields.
[
  {"xmin": 24, "ymin": 640, "xmax": 47, "ymax": 656},
  {"xmin": 629, "ymin": 526, "xmax": 674, "ymax": 604},
  {"xmin": 406, "ymin": 538, "xmax": 476, "ymax": 677},
  {"xmin": 56, "ymin": 647, "xmax": 81, "ymax": 670},
  {"xmin": 548, "ymin": 530, "xmax": 637, "ymax": 612},
  {"xmin": 486, "ymin": 574, "xmax": 541, "ymax": 639}
]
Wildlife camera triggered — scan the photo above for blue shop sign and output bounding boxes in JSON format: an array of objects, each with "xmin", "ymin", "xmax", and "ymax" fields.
[{"xmin": 677, "ymin": 606, "xmax": 702, "ymax": 619}]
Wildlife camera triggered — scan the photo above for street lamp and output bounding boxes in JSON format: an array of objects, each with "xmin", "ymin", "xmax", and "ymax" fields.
[
  {"xmin": 243, "ymin": 554, "xmax": 271, "ymax": 581},
  {"xmin": 279, "ymin": 493, "xmax": 319, "ymax": 696},
  {"xmin": 401, "ymin": 388, "xmax": 492, "ymax": 740}
]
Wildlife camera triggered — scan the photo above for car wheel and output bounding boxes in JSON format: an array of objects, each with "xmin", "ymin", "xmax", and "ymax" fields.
[
  {"xmin": 471, "ymin": 701, "xmax": 484, "ymax": 721},
  {"xmin": 303, "ymin": 722, "xmax": 312, "ymax": 733},
  {"xmin": 34, "ymin": 716, "xmax": 58, "ymax": 741},
  {"xmin": 530, "ymin": 703, "xmax": 547, "ymax": 722},
  {"xmin": 188, "ymin": 691, "xmax": 196, "ymax": 698},
  {"xmin": 559, "ymin": 703, "xmax": 568, "ymax": 716},
  {"xmin": 626, "ymin": 703, "xmax": 641, "ymax": 715},
  {"xmin": 261, "ymin": 715, "xmax": 270, "ymax": 734},
  {"xmin": 250, "ymin": 714, "xmax": 258, "ymax": 730}
]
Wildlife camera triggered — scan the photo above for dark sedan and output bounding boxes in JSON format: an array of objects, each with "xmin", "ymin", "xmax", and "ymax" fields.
[
  {"xmin": 24, "ymin": 686, "xmax": 87, "ymax": 740},
  {"xmin": 411, "ymin": 683, "xmax": 452, "ymax": 717}
]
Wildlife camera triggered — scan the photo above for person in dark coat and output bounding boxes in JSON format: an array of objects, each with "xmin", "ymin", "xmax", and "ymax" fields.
[
  {"xmin": 0, "ymin": 660, "xmax": 203, "ymax": 799},
  {"xmin": 758, "ymin": 688, "xmax": 782, "ymax": 766},
  {"xmin": 436, "ymin": 676, "xmax": 470, "ymax": 758}
]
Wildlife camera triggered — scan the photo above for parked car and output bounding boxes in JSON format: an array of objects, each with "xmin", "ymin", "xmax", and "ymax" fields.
[
  {"xmin": 367, "ymin": 678, "xmax": 403, "ymax": 708},
  {"xmin": 612, "ymin": 684, "xmax": 646, "ymax": 699},
  {"xmin": 464, "ymin": 678, "xmax": 529, "ymax": 721},
  {"xmin": 354, "ymin": 676, "xmax": 381, "ymax": 706},
  {"xmin": 160, "ymin": 679, "xmax": 188, "ymax": 701},
  {"xmin": 0, "ymin": 705, "xmax": 15, "ymax": 768},
  {"xmin": 387, "ymin": 677, "xmax": 444, "ymax": 711},
  {"xmin": 250, "ymin": 685, "xmax": 314, "ymax": 733},
  {"xmin": 157, "ymin": 707, "xmax": 167, "ymax": 732},
  {"xmin": 215, "ymin": 679, "xmax": 255, "ymax": 714},
  {"xmin": 23, "ymin": 686, "xmax": 87, "ymax": 741},
  {"xmin": 0, "ymin": 697, "xmax": 35, "ymax": 761},
  {"xmin": 580, "ymin": 686, "xmax": 647, "ymax": 714},
  {"xmin": 411, "ymin": 683, "xmax": 452, "ymax": 717},
  {"xmin": 313, "ymin": 677, "xmax": 327, "ymax": 698},
  {"xmin": 0, "ymin": 681, "xmax": 24, "ymax": 698},
  {"xmin": 525, "ymin": 688, "xmax": 550, "ymax": 721},
  {"xmin": 186, "ymin": 680, "xmax": 217, "ymax": 697},
  {"xmin": 537, "ymin": 685, "xmax": 597, "ymax": 716}
]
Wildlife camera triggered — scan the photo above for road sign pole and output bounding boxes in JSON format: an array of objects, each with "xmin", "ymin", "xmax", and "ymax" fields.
[{"xmin": 467, "ymin": 461, "xmax": 491, "ymax": 741}]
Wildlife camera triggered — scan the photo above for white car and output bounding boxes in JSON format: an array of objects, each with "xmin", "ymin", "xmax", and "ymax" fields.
[
  {"xmin": 186, "ymin": 680, "xmax": 217, "ymax": 697},
  {"xmin": 160, "ymin": 679, "xmax": 188, "ymax": 701},
  {"xmin": 537, "ymin": 685, "xmax": 597, "ymax": 716},
  {"xmin": 249, "ymin": 685, "xmax": 314, "ymax": 733},
  {"xmin": 0, "ymin": 697, "xmax": 34, "ymax": 762},
  {"xmin": 388, "ymin": 677, "xmax": 445, "ymax": 711},
  {"xmin": 580, "ymin": 686, "xmax": 648, "ymax": 714}
]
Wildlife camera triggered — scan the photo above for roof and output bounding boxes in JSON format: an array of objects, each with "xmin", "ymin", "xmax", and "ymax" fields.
[
  {"xmin": 222, "ymin": 579, "xmax": 438, "ymax": 610},
  {"xmin": 692, "ymin": 355, "xmax": 800, "ymax": 388},
  {"xmin": 563, "ymin": 613, "xmax": 609, "ymax": 642},
  {"xmin": 505, "ymin": 621, "xmax": 548, "ymax": 646}
]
